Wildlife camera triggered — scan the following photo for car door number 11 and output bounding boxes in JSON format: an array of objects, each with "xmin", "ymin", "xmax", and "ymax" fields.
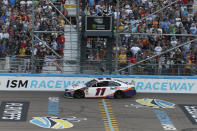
[{"xmin": 95, "ymin": 88, "xmax": 106, "ymax": 96}]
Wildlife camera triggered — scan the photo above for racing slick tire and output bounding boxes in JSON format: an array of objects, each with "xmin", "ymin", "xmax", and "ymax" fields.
[
  {"xmin": 73, "ymin": 90, "xmax": 85, "ymax": 99},
  {"xmin": 114, "ymin": 90, "xmax": 124, "ymax": 99}
]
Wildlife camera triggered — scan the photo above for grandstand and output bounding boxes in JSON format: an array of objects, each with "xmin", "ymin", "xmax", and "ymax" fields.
[{"xmin": 0, "ymin": 0, "xmax": 196, "ymax": 76}]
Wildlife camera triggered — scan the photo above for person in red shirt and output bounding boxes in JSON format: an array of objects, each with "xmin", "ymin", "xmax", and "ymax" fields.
[
  {"xmin": 129, "ymin": 56, "xmax": 136, "ymax": 64},
  {"xmin": 128, "ymin": 54, "xmax": 136, "ymax": 74},
  {"xmin": 62, "ymin": 8, "xmax": 68, "ymax": 16},
  {"xmin": 20, "ymin": 40, "xmax": 26, "ymax": 49},
  {"xmin": 58, "ymin": 34, "xmax": 65, "ymax": 47},
  {"xmin": 58, "ymin": 34, "xmax": 66, "ymax": 56}
]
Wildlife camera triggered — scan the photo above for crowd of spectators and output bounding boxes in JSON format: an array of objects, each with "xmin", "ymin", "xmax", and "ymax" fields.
[
  {"xmin": 0, "ymin": 0, "xmax": 67, "ymax": 72},
  {"xmin": 1, "ymin": 0, "xmax": 197, "ymax": 75},
  {"xmin": 84, "ymin": 0, "xmax": 197, "ymax": 75}
]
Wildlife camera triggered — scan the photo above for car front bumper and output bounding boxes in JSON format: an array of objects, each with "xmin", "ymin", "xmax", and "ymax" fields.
[{"xmin": 64, "ymin": 91, "xmax": 73, "ymax": 98}]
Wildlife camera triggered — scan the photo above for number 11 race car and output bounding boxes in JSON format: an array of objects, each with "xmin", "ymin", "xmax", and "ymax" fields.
[{"xmin": 64, "ymin": 78, "xmax": 136, "ymax": 99}]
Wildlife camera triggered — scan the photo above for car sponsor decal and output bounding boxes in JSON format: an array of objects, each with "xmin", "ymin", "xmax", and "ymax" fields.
[
  {"xmin": 179, "ymin": 104, "xmax": 197, "ymax": 124},
  {"xmin": 48, "ymin": 97, "xmax": 59, "ymax": 115},
  {"xmin": 110, "ymin": 87, "xmax": 120, "ymax": 90},
  {"xmin": 154, "ymin": 109, "xmax": 176, "ymax": 130},
  {"xmin": 84, "ymin": 88, "xmax": 89, "ymax": 94},
  {"xmin": 125, "ymin": 98, "xmax": 175, "ymax": 109},
  {"xmin": 0, "ymin": 101, "xmax": 29, "ymax": 121},
  {"xmin": 30, "ymin": 116, "xmax": 87, "ymax": 129}
]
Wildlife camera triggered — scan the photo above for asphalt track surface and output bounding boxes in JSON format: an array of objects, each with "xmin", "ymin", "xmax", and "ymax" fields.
[{"xmin": 0, "ymin": 91, "xmax": 197, "ymax": 131}]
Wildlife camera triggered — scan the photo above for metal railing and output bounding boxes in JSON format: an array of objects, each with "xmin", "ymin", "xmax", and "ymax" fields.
[
  {"xmin": 0, "ymin": 57, "xmax": 196, "ymax": 76},
  {"xmin": 80, "ymin": 60, "xmax": 197, "ymax": 76}
]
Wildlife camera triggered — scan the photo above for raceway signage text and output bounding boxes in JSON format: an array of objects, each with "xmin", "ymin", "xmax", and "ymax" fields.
[{"xmin": 0, "ymin": 76, "xmax": 196, "ymax": 93}]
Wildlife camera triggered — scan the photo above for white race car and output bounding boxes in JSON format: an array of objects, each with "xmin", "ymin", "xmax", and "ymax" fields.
[{"xmin": 64, "ymin": 78, "xmax": 136, "ymax": 99}]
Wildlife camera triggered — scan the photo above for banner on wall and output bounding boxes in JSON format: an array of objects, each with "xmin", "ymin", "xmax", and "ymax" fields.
[{"xmin": 0, "ymin": 76, "xmax": 196, "ymax": 93}]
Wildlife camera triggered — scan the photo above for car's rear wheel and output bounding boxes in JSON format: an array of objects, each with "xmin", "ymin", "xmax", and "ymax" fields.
[
  {"xmin": 114, "ymin": 90, "xmax": 124, "ymax": 99},
  {"xmin": 73, "ymin": 90, "xmax": 85, "ymax": 99}
]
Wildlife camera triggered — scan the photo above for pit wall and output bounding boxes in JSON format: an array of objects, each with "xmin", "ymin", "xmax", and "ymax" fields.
[{"xmin": 0, "ymin": 73, "xmax": 197, "ymax": 93}]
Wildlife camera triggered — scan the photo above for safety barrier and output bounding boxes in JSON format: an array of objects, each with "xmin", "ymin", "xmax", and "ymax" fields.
[{"xmin": 0, "ymin": 73, "xmax": 196, "ymax": 93}]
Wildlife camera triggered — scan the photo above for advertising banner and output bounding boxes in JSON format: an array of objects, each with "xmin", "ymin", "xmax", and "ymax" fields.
[{"xmin": 0, "ymin": 76, "xmax": 196, "ymax": 93}]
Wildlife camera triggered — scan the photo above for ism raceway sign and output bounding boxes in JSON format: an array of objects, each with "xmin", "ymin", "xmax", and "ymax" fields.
[{"xmin": 0, "ymin": 76, "xmax": 196, "ymax": 93}]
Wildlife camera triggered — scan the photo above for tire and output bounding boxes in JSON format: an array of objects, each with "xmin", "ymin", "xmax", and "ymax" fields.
[
  {"xmin": 73, "ymin": 90, "xmax": 85, "ymax": 99},
  {"xmin": 114, "ymin": 90, "xmax": 124, "ymax": 99}
]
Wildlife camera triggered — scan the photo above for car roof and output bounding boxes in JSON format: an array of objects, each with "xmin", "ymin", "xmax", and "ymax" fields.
[
  {"xmin": 92, "ymin": 78, "xmax": 129, "ymax": 85},
  {"xmin": 95, "ymin": 78, "xmax": 124, "ymax": 83},
  {"xmin": 95, "ymin": 78, "xmax": 113, "ymax": 82}
]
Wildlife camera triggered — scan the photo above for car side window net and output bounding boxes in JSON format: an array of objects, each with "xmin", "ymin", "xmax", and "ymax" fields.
[
  {"xmin": 92, "ymin": 81, "xmax": 109, "ymax": 87},
  {"xmin": 109, "ymin": 81, "xmax": 121, "ymax": 86}
]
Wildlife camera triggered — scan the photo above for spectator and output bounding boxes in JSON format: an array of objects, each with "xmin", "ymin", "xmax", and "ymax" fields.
[
  {"xmin": 83, "ymin": 0, "xmax": 197, "ymax": 75},
  {"xmin": 118, "ymin": 51, "xmax": 127, "ymax": 74},
  {"xmin": 170, "ymin": 37, "xmax": 178, "ymax": 47},
  {"xmin": 154, "ymin": 43, "xmax": 162, "ymax": 55},
  {"xmin": 0, "ymin": 0, "xmax": 67, "ymax": 72},
  {"xmin": 130, "ymin": 43, "xmax": 141, "ymax": 56}
]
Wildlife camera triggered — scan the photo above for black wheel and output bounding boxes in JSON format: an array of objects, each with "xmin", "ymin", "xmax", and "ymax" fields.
[
  {"xmin": 114, "ymin": 90, "xmax": 124, "ymax": 99},
  {"xmin": 73, "ymin": 90, "xmax": 85, "ymax": 98}
]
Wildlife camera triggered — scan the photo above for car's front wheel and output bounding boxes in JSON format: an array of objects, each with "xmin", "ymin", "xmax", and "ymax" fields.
[
  {"xmin": 73, "ymin": 90, "xmax": 85, "ymax": 99},
  {"xmin": 114, "ymin": 90, "xmax": 124, "ymax": 99}
]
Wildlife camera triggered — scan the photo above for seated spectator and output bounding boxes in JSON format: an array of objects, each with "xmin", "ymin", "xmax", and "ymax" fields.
[{"xmin": 130, "ymin": 43, "xmax": 141, "ymax": 56}]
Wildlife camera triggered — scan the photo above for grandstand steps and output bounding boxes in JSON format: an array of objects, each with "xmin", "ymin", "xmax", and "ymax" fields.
[
  {"xmin": 63, "ymin": 24, "xmax": 79, "ymax": 74},
  {"xmin": 65, "ymin": 0, "xmax": 76, "ymax": 4}
]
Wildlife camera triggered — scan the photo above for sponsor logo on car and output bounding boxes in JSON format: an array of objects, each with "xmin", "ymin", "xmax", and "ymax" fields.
[{"xmin": 110, "ymin": 87, "xmax": 120, "ymax": 90}]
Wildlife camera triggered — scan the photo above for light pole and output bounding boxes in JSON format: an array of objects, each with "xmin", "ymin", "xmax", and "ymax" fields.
[
  {"xmin": 115, "ymin": 0, "xmax": 120, "ymax": 73},
  {"xmin": 30, "ymin": 0, "xmax": 35, "ymax": 73}
]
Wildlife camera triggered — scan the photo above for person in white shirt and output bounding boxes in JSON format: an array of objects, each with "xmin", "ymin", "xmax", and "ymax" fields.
[
  {"xmin": 3, "ymin": 32, "xmax": 9, "ymax": 39},
  {"xmin": 27, "ymin": 1, "xmax": 32, "ymax": 6},
  {"xmin": 0, "ymin": 33, "xmax": 3, "ymax": 40},
  {"xmin": 130, "ymin": 44, "xmax": 141, "ymax": 56},
  {"xmin": 170, "ymin": 37, "xmax": 177, "ymax": 47},
  {"xmin": 154, "ymin": 43, "xmax": 162, "ymax": 55},
  {"xmin": 20, "ymin": 1, "xmax": 26, "ymax": 5},
  {"xmin": 52, "ymin": 40, "xmax": 58, "ymax": 51},
  {"xmin": 3, "ymin": 0, "xmax": 8, "ymax": 5},
  {"xmin": 189, "ymin": 23, "xmax": 196, "ymax": 34}
]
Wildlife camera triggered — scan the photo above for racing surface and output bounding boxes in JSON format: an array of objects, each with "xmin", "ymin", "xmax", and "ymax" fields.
[{"xmin": 0, "ymin": 91, "xmax": 197, "ymax": 131}]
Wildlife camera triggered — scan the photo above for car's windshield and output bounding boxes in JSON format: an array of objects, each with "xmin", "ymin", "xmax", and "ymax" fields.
[{"xmin": 85, "ymin": 79, "xmax": 97, "ymax": 87}]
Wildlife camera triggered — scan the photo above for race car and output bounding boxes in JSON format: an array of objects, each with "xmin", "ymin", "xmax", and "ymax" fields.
[{"xmin": 64, "ymin": 78, "xmax": 136, "ymax": 99}]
